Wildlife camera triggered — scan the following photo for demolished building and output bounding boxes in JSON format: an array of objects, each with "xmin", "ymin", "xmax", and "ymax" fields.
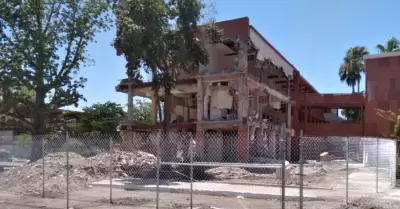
[
  {"xmin": 115, "ymin": 17, "xmax": 295, "ymax": 163},
  {"xmin": 115, "ymin": 17, "xmax": 366, "ymax": 163}
]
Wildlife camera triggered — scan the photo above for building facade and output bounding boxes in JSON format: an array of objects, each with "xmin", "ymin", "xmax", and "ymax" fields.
[
  {"xmin": 364, "ymin": 52, "xmax": 400, "ymax": 137},
  {"xmin": 115, "ymin": 17, "xmax": 398, "ymax": 162}
]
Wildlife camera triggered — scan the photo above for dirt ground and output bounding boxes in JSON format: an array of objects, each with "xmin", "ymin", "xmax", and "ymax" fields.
[
  {"xmin": 205, "ymin": 161, "xmax": 363, "ymax": 189},
  {"xmin": 0, "ymin": 187, "xmax": 400, "ymax": 209}
]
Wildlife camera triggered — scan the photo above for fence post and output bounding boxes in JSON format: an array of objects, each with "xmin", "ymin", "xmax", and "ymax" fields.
[
  {"xmin": 156, "ymin": 133, "xmax": 161, "ymax": 209},
  {"xmin": 376, "ymin": 138, "xmax": 379, "ymax": 193},
  {"xmin": 42, "ymin": 136, "xmax": 45, "ymax": 198},
  {"xmin": 345, "ymin": 137, "xmax": 349, "ymax": 205},
  {"xmin": 299, "ymin": 130, "xmax": 304, "ymax": 209},
  {"xmin": 280, "ymin": 123, "xmax": 287, "ymax": 209},
  {"xmin": 190, "ymin": 137, "xmax": 194, "ymax": 209},
  {"xmin": 66, "ymin": 132, "xmax": 70, "ymax": 209},
  {"xmin": 109, "ymin": 137, "xmax": 113, "ymax": 204},
  {"xmin": 394, "ymin": 140, "xmax": 398, "ymax": 187}
]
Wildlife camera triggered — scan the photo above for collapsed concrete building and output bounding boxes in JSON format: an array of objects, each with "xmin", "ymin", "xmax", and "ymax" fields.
[{"xmin": 115, "ymin": 17, "xmax": 296, "ymax": 163}]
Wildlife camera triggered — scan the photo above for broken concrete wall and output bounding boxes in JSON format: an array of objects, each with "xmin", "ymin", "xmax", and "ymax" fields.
[{"xmin": 203, "ymin": 82, "xmax": 237, "ymax": 121}]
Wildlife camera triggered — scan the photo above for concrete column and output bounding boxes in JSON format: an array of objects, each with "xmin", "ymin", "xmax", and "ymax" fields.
[
  {"xmin": 203, "ymin": 82, "xmax": 212, "ymax": 120},
  {"xmin": 238, "ymin": 125, "xmax": 249, "ymax": 162},
  {"xmin": 236, "ymin": 40, "xmax": 248, "ymax": 72},
  {"xmin": 197, "ymin": 78, "xmax": 204, "ymax": 122},
  {"xmin": 238, "ymin": 76, "xmax": 249, "ymax": 119},
  {"xmin": 127, "ymin": 76, "xmax": 134, "ymax": 121},
  {"xmin": 196, "ymin": 78, "xmax": 205, "ymax": 158},
  {"xmin": 254, "ymin": 89, "xmax": 260, "ymax": 114},
  {"xmin": 183, "ymin": 106, "xmax": 189, "ymax": 122},
  {"xmin": 195, "ymin": 125, "xmax": 205, "ymax": 159},
  {"xmin": 151, "ymin": 95, "xmax": 157, "ymax": 124},
  {"xmin": 237, "ymin": 75, "xmax": 250, "ymax": 162}
]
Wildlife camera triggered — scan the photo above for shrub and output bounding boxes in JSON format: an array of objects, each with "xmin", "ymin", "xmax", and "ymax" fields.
[{"xmin": 15, "ymin": 134, "xmax": 32, "ymax": 147}]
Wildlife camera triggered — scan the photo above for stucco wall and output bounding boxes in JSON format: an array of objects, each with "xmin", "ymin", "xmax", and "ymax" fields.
[{"xmin": 249, "ymin": 28, "xmax": 294, "ymax": 77}]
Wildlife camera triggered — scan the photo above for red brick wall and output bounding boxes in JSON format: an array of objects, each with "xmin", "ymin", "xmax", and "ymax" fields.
[
  {"xmin": 305, "ymin": 123, "xmax": 362, "ymax": 137},
  {"xmin": 365, "ymin": 55, "xmax": 400, "ymax": 137}
]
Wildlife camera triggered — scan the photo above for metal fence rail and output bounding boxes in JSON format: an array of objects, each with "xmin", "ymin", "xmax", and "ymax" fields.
[{"xmin": 0, "ymin": 127, "xmax": 398, "ymax": 209}]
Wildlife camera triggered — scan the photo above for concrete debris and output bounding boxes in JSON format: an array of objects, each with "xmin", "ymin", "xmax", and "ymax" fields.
[
  {"xmin": 85, "ymin": 150, "xmax": 156, "ymax": 177},
  {"xmin": 251, "ymin": 157, "xmax": 290, "ymax": 166},
  {"xmin": 0, "ymin": 150, "xmax": 156, "ymax": 198},
  {"xmin": 0, "ymin": 149, "xmax": 11, "ymax": 161},
  {"xmin": 205, "ymin": 167, "xmax": 256, "ymax": 179},
  {"xmin": 320, "ymin": 152, "xmax": 335, "ymax": 162}
]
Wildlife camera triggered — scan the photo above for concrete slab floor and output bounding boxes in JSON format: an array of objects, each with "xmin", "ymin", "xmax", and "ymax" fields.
[{"xmin": 92, "ymin": 178, "xmax": 323, "ymax": 200}]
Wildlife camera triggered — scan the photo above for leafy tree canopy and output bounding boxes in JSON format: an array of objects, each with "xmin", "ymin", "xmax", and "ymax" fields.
[
  {"xmin": 112, "ymin": 0, "xmax": 222, "ymax": 134},
  {"xmin": 132, "ymin": 100, "xmax": 152, "ymax": 124},
  {"xmin": 74, "ymin": 102, "xmax": 126, "ymax": 134},
  {"xmin": 112, "ymin": 0, "xmax": 222, "ymax": 92},
  {"xmin": 0, "ymin": 0, "xmax": 112, "ymax": 161},
  {"xmin": 0, "ymin": 0, "xmax": 112, "ymax": 135}
]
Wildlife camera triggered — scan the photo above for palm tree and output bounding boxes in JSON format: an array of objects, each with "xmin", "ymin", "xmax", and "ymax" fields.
[
  {"xmin": 339, "ymin": 46, "xmax": 369, "ymax": 93},
  {"xmin": 339, "ymin": 63, "xmax": 357, "ymax": 93},
  {"xmin": 376, "ymin": 37, "xmax": 400, "ymax": 53},
  {"xmin": 339, "ymin": 46, "xmax": 369, "ymax": 121}
]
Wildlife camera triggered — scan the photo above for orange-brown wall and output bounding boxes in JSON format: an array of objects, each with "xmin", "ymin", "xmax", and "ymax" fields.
[
  {"xmin": 365, "ymin": 54, "xmax": 400, "ymax": 137},
  {"xmin": 305, "ymin": 123, "xmax": 362, "ymax": 137}
]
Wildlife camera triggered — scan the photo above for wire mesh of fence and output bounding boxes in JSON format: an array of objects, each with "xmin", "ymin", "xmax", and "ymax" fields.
[{"xmin": 0, "ymin": 130, "xmax": 398, "ymax": 209}]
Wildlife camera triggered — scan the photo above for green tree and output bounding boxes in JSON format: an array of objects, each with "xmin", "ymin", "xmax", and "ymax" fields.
[
  {"xmin": 339, "ymin": 46, "xmax": 368, "ymax": 121},
  {"xmin": 376, "ymin": 37, "xmax": 400, "ymax": 53},
  {"xmin": 0, "ymin": 85, "xmax": 36, "ymax": 130},
  {"xmin": 375, "ymin": 108, "xmax": 400, "ymax": 138},
  {"xmin": 74, "ymin": 102, "xmax": 126, "ymax": 134},
  {"xmin": 0, "ymin": 0, "xmax": 112, "ymax": 161},
  {"xmin": 112, "ymin": 0, "xmax": 222, "ymax": 162},
  {"xmin": 132, "ymin": 100, "xmax": 152, "ymax": 124}
]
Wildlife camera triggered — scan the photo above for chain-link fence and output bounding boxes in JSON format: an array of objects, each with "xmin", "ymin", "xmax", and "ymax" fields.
[{"xmin": 0, "ymin": 128, "xmax": 398, "ymax": 209}]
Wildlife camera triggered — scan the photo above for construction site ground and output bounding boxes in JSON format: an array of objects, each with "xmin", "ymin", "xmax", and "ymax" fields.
[
  {"xmin": 0, "ymin": 150, "xmax": 398, "ymax": 208},
  {"xmin": 1, "ymin": 187, "xmax": 400, "ymax": 209}
]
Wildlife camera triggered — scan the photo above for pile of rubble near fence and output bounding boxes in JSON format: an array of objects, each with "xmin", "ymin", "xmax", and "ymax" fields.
[{"xmin": 0, "ymin": 150, "xmax": 156, "ymax": 197}]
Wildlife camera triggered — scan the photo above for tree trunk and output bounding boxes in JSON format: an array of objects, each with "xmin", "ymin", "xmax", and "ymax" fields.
[
  {"xmin": 161, "ymin": 91, "xmax": 175, "ymax": 169},
  {"xmin": 30, "ymin": 90, "xmax": 46, "ymax": 162},
  {"xmin": 357, "ymin": 80, "xmax": 360, "ymax": 93},
  {"xmin": 352, "ymin": 85, "xmax": 355, "ymax": 93}
]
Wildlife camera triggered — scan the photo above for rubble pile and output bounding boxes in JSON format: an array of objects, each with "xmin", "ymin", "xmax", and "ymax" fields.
[
  {"xmin": 0, "ymin": 152, "xmax": 90, "ymax": 197},
  {"xmin": 85, "ymin": 151, "xmax": 156, "ymax": 178},
  {"xmin": 205, "ymin": 167, "xmax": 263, "ymax": 179},
  {"xmin": 0, "ymin": 150, "xmax": 156, "ymax": 197},
  {"xmin": 0, "ymin": 148, "xmax": 11, "ymax": 161}
]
